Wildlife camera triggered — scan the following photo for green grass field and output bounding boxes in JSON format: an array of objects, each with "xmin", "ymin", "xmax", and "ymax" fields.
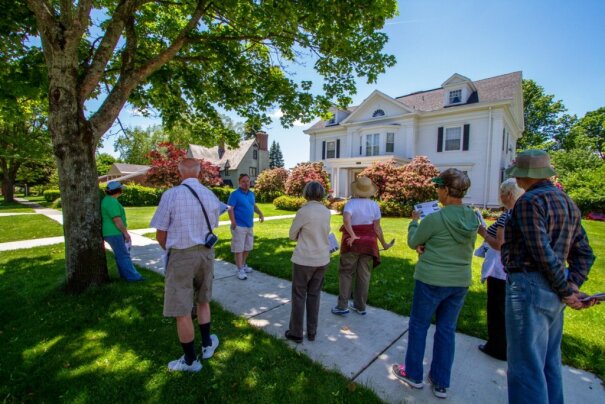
[
  {"xmin": 0, "ymin": 214, "xmax": 64, "ymax": 243},
  {"xmin": 0, "ymin": 245, "xmax": 381, "ymax": 403},
  {"xmin": 0, "ymin": 199, "xmax": 34, "ymax": 213}
]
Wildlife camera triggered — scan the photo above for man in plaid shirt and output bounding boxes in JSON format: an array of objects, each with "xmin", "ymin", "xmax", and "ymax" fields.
[{"xmin": 502, "ymin": 150, "xmax": 595, "ymax": 404}]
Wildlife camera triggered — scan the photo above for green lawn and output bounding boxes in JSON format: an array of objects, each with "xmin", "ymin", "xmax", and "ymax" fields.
[
  {"xmin": 22, "ymin": 195, "xmax": 55, "ymax": 208},
  {"xmin": 0, "ymin": 199, "xmax": 34, "ymax": 213},
  {"xmin": 211, "ymin": 216, "xmax": 605, "ymax": 381},
  {"xmin": 0, "ymin": 214, "xmax": 64, "ymax": 243},
  {"xmin": 0, "ymin": 245, "xmax": 381, "ymax": 403},
  {"xmin": 125, "ymin": 202, "xmax": 294, "ymax": 230}
]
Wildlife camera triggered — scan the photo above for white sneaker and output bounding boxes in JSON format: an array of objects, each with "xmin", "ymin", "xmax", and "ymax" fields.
[
  {"xmin": 167, "ymin": 355, "xmax": 202, "ymax": 372},
  {"xmin": 201, "ymin": 334, "xmax": 219, "ymax": 359},
  {"xmin": 243, "ymin": 264, "xmax": 253, "ymax": 273},
  {"xmin": 237, "ymin": 268, "xmax": 247, "ymax": 280}
]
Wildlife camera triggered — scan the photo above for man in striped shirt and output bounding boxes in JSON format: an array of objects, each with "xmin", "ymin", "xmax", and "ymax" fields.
[{"xmin": 502, "ymin": 150, "xmax": 595, "ymax": 404}]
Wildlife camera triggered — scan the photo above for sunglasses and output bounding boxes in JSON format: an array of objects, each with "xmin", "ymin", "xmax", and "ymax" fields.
[{"xmin": 434, "ymin": 184, "xmax": 445, "ymax": 189}]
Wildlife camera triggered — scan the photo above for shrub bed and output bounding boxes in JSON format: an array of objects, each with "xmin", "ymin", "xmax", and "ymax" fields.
[
  {"xmin": 105, "ymin": 184, "xmax": 164, "ymax": 207},
  {"xmin": 43, "ymin": 189, "xmax": 61, "ymax": 202},
  {"xmin": 211, "ymin": 187, "xmax": 232, "ymax": 203},
  {"xmin": 273, "ymin": 195, "xmax": 306, "ymax": 211}
]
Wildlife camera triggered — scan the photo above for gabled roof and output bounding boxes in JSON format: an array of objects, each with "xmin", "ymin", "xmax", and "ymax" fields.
[
  {"xmin": 188, "ymin": 139, "xmax": 256, "ymax": 170},
  {"xmin": 339, "ymin": 90, "xmax": 413, "ymax": 125},
  {"xmin": 305, "ymin": 106, "xmax": 358, "ymax": 132},
  {"xmin": 305, "ymin": 71, "xmax": 522, "ymax": 132},
  {"xmin": 107, "ymin": 163, "xmax": 150, "ymax": 175},
  {"xmin": 396, "ymin": 71, "xmax": 521, "ymax": 112}
]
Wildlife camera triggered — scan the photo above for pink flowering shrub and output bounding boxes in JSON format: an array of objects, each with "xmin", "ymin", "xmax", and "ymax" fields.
[
  {"xmin": 285, "ymin": 162, "xmax": 331, "ymax": 196},
  {"xmin": 255, "ymin": 167, "xmax": 289, "ymax": 202},
  {"xmin": 360, "ymin": 156, "xmax": 439, "ymax": 212}
]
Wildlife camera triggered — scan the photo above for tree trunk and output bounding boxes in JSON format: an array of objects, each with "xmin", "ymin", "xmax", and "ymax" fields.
[
  {"xmin": 48, "ymin": 55, "xmax": 109, "ymax": 293},
  {"xmin": 1, "ymin": 172, "xmax": 14, "ymax": 202}
]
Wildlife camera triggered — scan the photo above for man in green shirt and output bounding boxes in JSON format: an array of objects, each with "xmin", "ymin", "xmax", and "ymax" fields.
[{"xmin": 101, "ymin": 181, "xmax": 144, "ymax": 281}]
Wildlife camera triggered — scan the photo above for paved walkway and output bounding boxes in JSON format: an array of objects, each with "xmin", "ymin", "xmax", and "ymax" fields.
[{"xmin": 6, "ymin": 199, "xmax": 604, "ymax": 403}]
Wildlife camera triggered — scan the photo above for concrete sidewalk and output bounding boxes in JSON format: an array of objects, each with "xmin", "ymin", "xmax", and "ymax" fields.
[{"xmin": 10, "ymin": 198, "xmax": 605, "ymax": 403}]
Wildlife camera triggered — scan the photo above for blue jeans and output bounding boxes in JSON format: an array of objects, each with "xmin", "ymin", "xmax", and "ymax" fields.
[
  {"xmin": 104, "ymin": 235, "xmax": 143, "ymax": 281},
  {"xmin": 506, "ymin": 271, "xmax": 565, "ymax": 404},
  {"xmin": 404, "ymin": 280, "xmax": 468, "ymax": 388}
]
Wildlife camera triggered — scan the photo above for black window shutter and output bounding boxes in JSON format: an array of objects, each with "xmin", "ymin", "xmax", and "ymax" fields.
[
  {"xmin": 336, "ymin": 139, "xmax": 340, "ymax": 158},
  {"xmin": 437, "ymin": 127, "xmax": 443, "ymax": 152},
  {"xmin": 463, "ymin": 124, "xmax": 470, "ymax": 151},
  {"xmin": 322, "ymin": 141, "xmax": 326, "ymax": 159}
]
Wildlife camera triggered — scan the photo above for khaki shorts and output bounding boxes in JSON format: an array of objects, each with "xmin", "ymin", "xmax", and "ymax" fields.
[
  {"xmin": 163, "ymin": 245, "xmax": 214, "ymax": 317},
  {"xmin": 230, "ymin": 226, "xmax": 254, "ymax": 253}
]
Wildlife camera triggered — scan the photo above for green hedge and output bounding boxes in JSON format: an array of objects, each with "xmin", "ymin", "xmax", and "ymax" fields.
[
  {"xmin": 102, "ymin": 184, "xmax": 163, "ymax": 207},
  {"xmin": 210, "ymin": 187, "xmax": 232, "ymax": 203},
  {"xmin": 256, "ymin": 190, "xmax": 284, "ymax": 203},
  {"xmin": 273, "ymin": 195, "xmax": 306, "ymax": 211},
  {"xmin": 378, "ymin": 201, "xmax": 414, "ymax": 217},
  {"xmin": 43, "ymin": 189, "xmax": 61, "ymax": 202}
]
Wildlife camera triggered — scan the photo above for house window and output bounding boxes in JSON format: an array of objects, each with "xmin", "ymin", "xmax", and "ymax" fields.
[
  {"xmin": 253, "ymin": 149, "xmax": 258, "ymax": 160},
  {"xmin": 326, "ymin": 113, "xmax": 336, "ymax": 126},
  {"xmin": 372, "ymin": 109, "xmax": 385, "ymax": 118},
  {"xmin": 249, "ymin": 167, "xmax": 257, "ymax": 177},
  {"xmin": 449, "ymin": 89, "xmax": 462, "ymax": 104},
  {"xmin": 366, "ymin": 133, "xmax": 380, "ymax": 156},
  {"xmin": 502, "ymin": 128, "xmax": 506, "ymax": 151},
  {"xmin": 326, "ymin": 141, "xmax": 336, "ymax": 159},
  {"xmin": 444, "ymin": 127, "xmax": 462, "ymax": 151},
  {"xmin": 386, "ymin": 132, "xmax": 395, "ymax": 153}
]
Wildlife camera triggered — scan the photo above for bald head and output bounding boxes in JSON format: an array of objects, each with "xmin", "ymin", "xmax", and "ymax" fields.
[{"xmin": 178, "ymin": 158, "xmax": 201, "ymax": 179}]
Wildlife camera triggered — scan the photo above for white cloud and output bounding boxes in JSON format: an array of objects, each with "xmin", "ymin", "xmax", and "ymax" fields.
[
  {"xmin": 270, "ymin": 108, "xmax": 284, "ymax": 118},
  {"xmin": 292, "ymin": 119, "xmax": 306, "ymax": 127}
]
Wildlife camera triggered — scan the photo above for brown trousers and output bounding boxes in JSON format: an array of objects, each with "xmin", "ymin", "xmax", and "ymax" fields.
[
  {"xmin": 337, "ymin": 252, "xmax": 372, "ymax": 311},
  {"xmin": 288, "ymin": 263, "xmax": 327, "ymax": 338}
]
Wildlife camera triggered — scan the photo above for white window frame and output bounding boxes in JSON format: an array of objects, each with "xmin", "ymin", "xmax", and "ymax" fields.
[
  {"xmin": 365, "ymin": 133, "xmax": 380, "ymax": 156},
  {"xmin": 253, "ymin": 149, "xmax": 258, "ymax": 160},
  {"xmin": 372, "ymin": 109, "xmax": 385, "ymax": 118},
  {"xmin": 249, "ymin": 167, "xmax": 257, "ymax": 177},
  {"xmin": 444, "ymin": 126, "xmax": 462, "ymax": 151},
  {"xmin": 386, "ymin": 132, "xmax": 395, "ymax": 153},
  {"xmin": 449, "ymin": 89, "xmax": 462, "ymax": 104},
  {"xmin": 326, "ymin": 140, "xmax": 336, "ymax": 159}
]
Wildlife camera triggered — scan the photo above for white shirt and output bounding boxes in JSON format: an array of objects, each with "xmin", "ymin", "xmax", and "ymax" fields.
[
  {"xmin": 343, "ymin": 198, "xmax": 381, "ymax": 225},
  {"xmin": 150, "ymin": 178, "xmax": 221, "ymax": 249}
]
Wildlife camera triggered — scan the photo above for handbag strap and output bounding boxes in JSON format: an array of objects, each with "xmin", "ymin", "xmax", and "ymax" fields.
[{"xmin": 182, "ymin": 183, "xmax": 215, "ymax": 237}]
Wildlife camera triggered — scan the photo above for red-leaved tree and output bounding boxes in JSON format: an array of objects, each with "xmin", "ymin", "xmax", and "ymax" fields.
[
  {"xmin": 146, "ymin": 142, "xmax": 222, "ymax": 187},
  {"xmin": 285, "ymin": 162, "xmax": 331, "ymax": 196}
]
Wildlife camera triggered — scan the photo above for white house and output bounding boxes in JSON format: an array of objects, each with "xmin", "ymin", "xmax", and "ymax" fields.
[{"xmin": 303, "ymin": 72, "xmax": 524, "ymax": 207}]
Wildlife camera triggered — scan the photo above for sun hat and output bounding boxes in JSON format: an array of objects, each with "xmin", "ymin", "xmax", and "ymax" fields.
[
  {"xmin": 505, "ymin": 150, "xmax": 556, "ymax": 179},
  {"xmin": 106, "ymin": 181, "xmax": 125, "ymax": 191},
  {"xmin": 351, "ymin": 176, "xmax": 377, "ymax": 198}
]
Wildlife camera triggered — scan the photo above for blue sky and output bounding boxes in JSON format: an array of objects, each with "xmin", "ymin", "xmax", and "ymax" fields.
[{"xmin": 101, "ymin": 0, "xmax": 605, "ymax": 168}]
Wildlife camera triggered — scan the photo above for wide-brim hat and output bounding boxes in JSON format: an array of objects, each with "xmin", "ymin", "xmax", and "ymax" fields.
[
  {"xmin": 106, "ymin": 181, "xmax": 125, "ymax": 191},
  {"xmin": 505, "ymin": 149, "xmax": 556, "ymax": 179},
  {"xmin": 351, "ymin": 176, "xmax": 377, "ymax": 198}
]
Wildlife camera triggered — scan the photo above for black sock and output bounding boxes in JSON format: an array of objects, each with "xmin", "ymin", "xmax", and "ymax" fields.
[
  {"xmin": 180, "ymin": 340, "xmax": 196, "ymax": 365},
  {"xmin": 199, "ymin": 322, "xmax": 212, "ymax": 347}
]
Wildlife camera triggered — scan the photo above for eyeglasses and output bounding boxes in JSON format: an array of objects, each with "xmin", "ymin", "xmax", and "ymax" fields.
[{"xmin": 434, "ymin": 184, "xmax": 445, "ymax": 189}]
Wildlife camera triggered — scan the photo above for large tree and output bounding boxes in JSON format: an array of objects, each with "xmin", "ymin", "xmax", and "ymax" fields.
[
  {"xmin": 519, "ymin": 79, "xmax": 567, "ymax": 150},
  {"xmin": 14, "ymin": 0, "xmax": 397, "ymax": 292},
  {"xmin": 573, "ymin": 107, "xmax": 605, "ymax": 159}
]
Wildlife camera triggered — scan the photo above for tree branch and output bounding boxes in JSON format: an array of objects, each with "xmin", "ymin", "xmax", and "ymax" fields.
[
  {"xmin": 89, "ymin": 0, "xmax": 212, "ymax": 140},
  {"xmin": 26, "ymin": 0, "xmax": 57, "ymax": 52},
  {"xmin": 78, "ymin": 0, "xmax": 138, "ymax": 103}
]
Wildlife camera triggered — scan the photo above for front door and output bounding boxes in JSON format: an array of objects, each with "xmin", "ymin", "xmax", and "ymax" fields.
[{"xmin": 348, "ymin": 168, "xmax": 364, "ymax": 197}]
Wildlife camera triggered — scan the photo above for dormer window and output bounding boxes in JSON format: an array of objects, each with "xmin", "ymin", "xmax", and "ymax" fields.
[
  {"xmin": 372, "ymin": 109, "xmax": 385, "ymax": 118},
  {"xmin": 326, "ymin": 113, "xmax": 336, "ymax": 126},
  {"xmin": 449, "ymin": 89, "xmax": 462, "ymax": 104}
]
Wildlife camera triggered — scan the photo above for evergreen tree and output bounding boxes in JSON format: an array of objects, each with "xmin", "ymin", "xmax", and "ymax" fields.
[{"xmin": 269, "ymin": 141, "xmax": 285, "ymax": 168}]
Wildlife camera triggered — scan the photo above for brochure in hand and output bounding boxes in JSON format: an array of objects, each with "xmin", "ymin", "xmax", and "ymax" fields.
[
  {"xmin": 580, "ymin": 292, "xmax": 605, "ymax": 302},
  {"xmin": 474, "ymin": 209, "xmax": 487, "ymax": 228},
  {"xmin": 328, "ymin": 233, "xmax": 339, "ymax": 254},
  {"xmin": 414, "ymin": 200, "xmax": 440, "ymax": 219}
]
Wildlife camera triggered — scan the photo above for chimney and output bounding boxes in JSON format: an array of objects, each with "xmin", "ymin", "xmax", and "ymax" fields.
[
  {"xmin": 218, "ymin": 141, "xmax": 225, "ymax": 159},
  {"xmin": 255, "ymin": 131, "xmax": 268, "ymax": 151}
]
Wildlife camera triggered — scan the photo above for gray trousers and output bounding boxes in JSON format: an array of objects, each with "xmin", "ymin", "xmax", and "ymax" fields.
[
  {"xmin": 288, "ymin": 263, "xmax": 327, "ymax": 338},
  {"xmin": 337, "ymin": 252, "xmax": 372, "ymax": 311}
]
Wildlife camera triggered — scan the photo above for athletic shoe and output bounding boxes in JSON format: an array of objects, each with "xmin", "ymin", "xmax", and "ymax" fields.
[
  {"xmin": 331, "ymin": 306, "xmax": 350, "ymax": 315},
  {"xmin": 167, "ymin": 355, "xmax": 202, "ymax": 372},
  {"xmin": 348, "ymin": 302, "xmax": 367, "ymax": 315},
  {"xmin": 201, "ymin": 334, "xmax": 219, "ymax": 359},
  {"xmin": 237, "ymin": 268, "xmax": 247, "ymax": 280},
  {"xmin": 391, "ymin": 364, "xmax": 423, "ymax": 389},
  {"xmin": 428, "ymin": 374, "xmax": 447, "ymax": 399},
  {"xmin": 243, "ymin": 264, "xmax": 254, "ymax": 273}
]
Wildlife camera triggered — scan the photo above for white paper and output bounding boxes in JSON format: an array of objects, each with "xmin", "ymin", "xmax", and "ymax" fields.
[
  {"xmin": 414, "ymin": 200, "xmax": 440, "ymax": 219},
  {"xmin": 475, "ymin": 210, "xmax": 487, "ymax": 227},
  {"xmin": 328, "ymin": 233, "xmax": 339, "ymax": 254}
]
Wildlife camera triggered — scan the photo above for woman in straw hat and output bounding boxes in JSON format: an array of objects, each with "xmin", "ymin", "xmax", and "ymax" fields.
[{"xmin": 331, "ymin": 176, "xmax": 394, "ymax": 316}]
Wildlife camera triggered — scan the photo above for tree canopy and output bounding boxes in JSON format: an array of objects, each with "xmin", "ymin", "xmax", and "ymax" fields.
[{"xmin": 10, "ymin": 0, "xmax": 397, "ymax": 291}]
